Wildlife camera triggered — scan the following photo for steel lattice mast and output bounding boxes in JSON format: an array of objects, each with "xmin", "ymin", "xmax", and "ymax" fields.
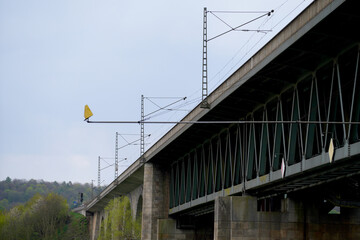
[
  {"xmin": 115, "ymin": 132, "xmax": 119, "ymax": 178},
  {"xmin": 140, "ymin": 95, "xmax": 145, "ymax": 161},
  {"xmin": 201, "ymin": 7, "xmax": 210, "ymax": 108}
]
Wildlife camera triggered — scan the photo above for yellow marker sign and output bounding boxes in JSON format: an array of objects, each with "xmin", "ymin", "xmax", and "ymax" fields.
[{"xmin": 84, "ymin": 105, "xmax": 93, "ymax": 120}]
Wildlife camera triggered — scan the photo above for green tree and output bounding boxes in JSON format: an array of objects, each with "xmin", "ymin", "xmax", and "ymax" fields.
[
  {"xmin": 0, "ymin": 193, "xmax": 70, "ymax": 240},
  {"xmin": 31, "ymin": 193, "xmax": 68, "ymax": 240},
  {"xmin": 5, "ymin": 177, "xmax": 11, "ymax": 183},
  {"xmin": 98, "ymin": 196, "xmax": 141, "ymax": 240},
  {"xmin": 0, "ymin": 210, "xmax": 8, "ymax": 238},
  {"xmin": 25, "ymin": 186, "xmax": 35, "ymax": 199},
  {"xmin": 0, "ymin": 198, "xmax": 9, "ymax": 211}
]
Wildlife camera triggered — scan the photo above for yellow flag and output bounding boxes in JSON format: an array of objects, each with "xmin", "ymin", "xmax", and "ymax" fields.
[{"xmin": 84, "ymin": 105, "xmax": 93, "ymax": 120}]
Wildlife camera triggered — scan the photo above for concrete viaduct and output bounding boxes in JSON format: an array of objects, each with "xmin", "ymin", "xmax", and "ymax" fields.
[{"xmin": 81, "ymin": 0, "xmax": 360, "ymax": 239}]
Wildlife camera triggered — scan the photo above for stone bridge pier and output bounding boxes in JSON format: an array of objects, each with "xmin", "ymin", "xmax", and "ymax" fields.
[
  {"xmin": 90, "ymin": 210, "xmax": 104, "ymax": 240},
  {"xmin": 141, "ymin": 162, "xmax": 196, "ymax": 240}
]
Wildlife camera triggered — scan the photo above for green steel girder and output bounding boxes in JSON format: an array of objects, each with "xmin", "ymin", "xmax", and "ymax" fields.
[{"xmin": 168, "ymin": 0, "xmax": 360, "ymax": 212}]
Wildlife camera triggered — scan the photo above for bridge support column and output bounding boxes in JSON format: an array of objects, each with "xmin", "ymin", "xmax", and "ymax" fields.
[
  {"xmin": 214, "ymin": 195, "xmax": 360, "ymax": 240},
  {"xmin": 89, "ymin": 210, "xmax": 103, "ymax": 240},
  {"xmin": 141, "ymin": 162, "xmax": 170, "ymax": 240}
]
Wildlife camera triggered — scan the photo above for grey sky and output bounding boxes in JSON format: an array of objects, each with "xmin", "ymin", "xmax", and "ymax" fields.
[{"xmin": 0, "ymin": 0, "xmax": 311, "ymax": 186}]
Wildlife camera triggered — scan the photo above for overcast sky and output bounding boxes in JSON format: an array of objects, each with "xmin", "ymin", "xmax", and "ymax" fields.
[{"xmin": 0, "ymin": 0, "xmax": 312, "ymax": 186}]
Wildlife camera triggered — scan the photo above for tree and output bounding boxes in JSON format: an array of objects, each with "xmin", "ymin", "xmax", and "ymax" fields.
[
  {"xmin": 62, "ymin": 212, "xmax": 89, "ymax": 240},
  {"xmin": 0, "ymin": 193, "xmax": 69, "ymax": 240},
  {"xmin": 0, "ymin": 211, "xmax": 8, "ymax": 238},
  {"xmin": 0, "ymin": 199, "xmax": 9, "ymax": 211},
  {"xmin": 5, "ymin": 177, "xmax": 11, "ymax": 183},
  {"xmin": 98, "ymin": 196, "xmax": 141, "ymax": 240},
  {"xmin": 31, "ymin": 193, "xmax": 68, "ymax": 239}
]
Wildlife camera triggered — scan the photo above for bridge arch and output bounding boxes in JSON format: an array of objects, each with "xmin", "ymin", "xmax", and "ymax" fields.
[
  {"xmin": 128, "ymin": 184, "xmax": 143, "ymax": 220},
  {"xmin": 136, "ymin": 195, "xmax": 143, "ymax": 220}
]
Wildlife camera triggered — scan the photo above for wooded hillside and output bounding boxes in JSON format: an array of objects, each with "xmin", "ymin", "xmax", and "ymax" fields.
[{"xmin": 0, "ymin": 177, "xmax": 103, "ymax": 211}]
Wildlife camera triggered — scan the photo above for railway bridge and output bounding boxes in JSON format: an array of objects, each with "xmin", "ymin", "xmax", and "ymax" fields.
[{"xmin": 82, "ymin": 0, "xmax": 360, "ymax": 239}]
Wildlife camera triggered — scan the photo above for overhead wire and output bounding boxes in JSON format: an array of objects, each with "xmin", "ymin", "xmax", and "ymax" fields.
[
  {"xmin": 146, "ymin": 1, "xmax": 310, "ymax": 129},
  {"xmin": 119, "ymin": 134, "xmax": 130, "ymax": 144},
  {"xmin": 181, "ymin": 1, "xmax": 305, "ymax": 107},
  {"xmin": 208, "ymin": 14, "xmax": 272, "ymax": 91},
  {"xmin": 209, "ymin": 11, "xmax": 235, "ymax": 30},
  {"xmin": 138, "ymin": 0, "xmax": 313, "ymax": 156},
  {"xmin": 141, "ymin": 96, "xmax": 202, "ymax": 151},
  {"xmin": 100, "ymin": 164, "xmax": 114, "ymax": 171},
  {"xmin": 144, "ymin": 96, "xmax": 185, "ymax": 99},
  {"xmin": 117, "ymin": 134, "xmax": 150, "ymax": 150},
  {"xmin": 224, "ymin": 17, "xmax": 271, "ymax": 76},
  {"xmin": 210, "ymin": 11, "xmax": 270, "ymax": 14},
  {"xmin": 235, "ymin": 0, "xmax": 311, "ymax": 62},
  {"xmin": 142, "ymin": 96, "xmax": 205, "ymax": 124},
  {"xmin": 145, "ymin": 97, "xmax": 188, "ymax": 114},
  {"xmin": 143, "ymin": 1, "xmax": 312, "ymax": 125},
  {"xmin": 272, "ymin": 0, "xmax": 311, "ymax": 30},
  {"xmin": 207, "ymin": 11, "xmax": 272, "ymax": 42},
  {"xmin": 145, "ymin": 101, "xmax": 191, "ymax": 149},
  {"xmin": 144, "ymin": 97, "xmax": 186, "ymax": 118},
  {"xmin": 139, "ymin": 95, "xmax": 204, "ymax": 150},
  {"xmin": 144, "ymin": 96, "xmax": 201, "ymax": 121},
  {"xmin": 208, "ymin": 0, "xmax": 312, "ymax": 92},
  {"xmin": 101, "ymin": 158, "xmax": 112, "ymax": 167}
]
